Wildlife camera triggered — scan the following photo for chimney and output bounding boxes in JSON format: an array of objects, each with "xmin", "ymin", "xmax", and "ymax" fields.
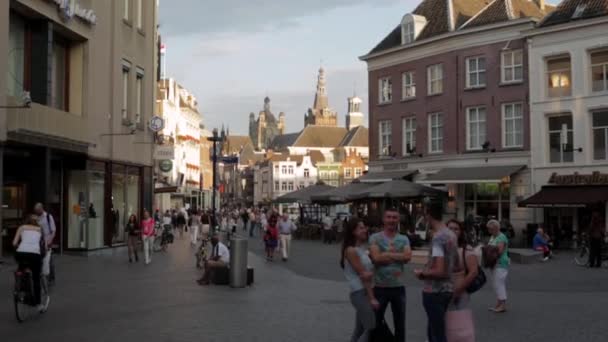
[{"xmin": 533, "ymin": 0, "xmax": 545, "ymax": 11}]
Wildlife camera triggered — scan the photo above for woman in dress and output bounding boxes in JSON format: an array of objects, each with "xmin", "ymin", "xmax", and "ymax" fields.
[
  {"xmin": 264, "ymin": 214, "xmax": 279, "ymax": 261},
  {"xmin": 125, "ymin": 214, "xmax": 140, "ymax": 263},
  {"xmin": 446, "ymin": 219, "xmax": 478, "ymax": 342},
  {"xmin": 487, "ymin": 219, "xmax": 509, "ymax": 313},
  {"xmin": 341, "ymin": 218, "xmax": 379, "ymax": 342}
]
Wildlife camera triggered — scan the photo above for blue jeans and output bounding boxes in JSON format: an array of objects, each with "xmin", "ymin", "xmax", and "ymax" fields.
[
  {"xmin": 374, "ymin": 286, "xmax": 406, "ymax": 342},
  {"xmin": 422, "ymin": 292, "xmax": 453, "ymax": 342}
]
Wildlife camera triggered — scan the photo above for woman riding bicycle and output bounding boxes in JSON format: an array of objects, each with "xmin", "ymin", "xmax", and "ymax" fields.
[{"xmin": 12, "ymin": 214, "xmax": 46, "ymax": 311}]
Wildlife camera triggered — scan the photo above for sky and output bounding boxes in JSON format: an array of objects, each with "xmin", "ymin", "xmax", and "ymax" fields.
[{"xmin": 159, "ymin": 0, "xmax": 560, "ymax": 136}]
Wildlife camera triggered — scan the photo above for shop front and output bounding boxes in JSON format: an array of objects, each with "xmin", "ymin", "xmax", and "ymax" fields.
[
  {"xmin": 520, "ymin": 171, "xmax": 608, "ymax": 247},
  {"xmin": 63, "ymin": 160, "xmax": 151, "ymax": 252},
  {"xmin": 418, "ymin": 165, "xmax": 531, "ymax": 240}
]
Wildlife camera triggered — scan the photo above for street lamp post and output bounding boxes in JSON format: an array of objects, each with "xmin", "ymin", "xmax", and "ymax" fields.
[{"xmin": 207, "ymin": 128, "xmax": 221, "ymax": 231}]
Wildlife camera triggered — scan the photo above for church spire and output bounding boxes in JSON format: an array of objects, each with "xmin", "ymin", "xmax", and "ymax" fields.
[{"xmin": 313, "ymin": 66, "xmax": 329, "ymax": 110}]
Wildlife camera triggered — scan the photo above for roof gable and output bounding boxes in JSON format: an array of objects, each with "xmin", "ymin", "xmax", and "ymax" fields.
[
  {"xmin": 463, "ymin": 0, "xmax": 554, "ymax": 29},
  {"xmin": 292, "ymin": 126, "xmax": 348, "ymax": 148},
  {"xmin": 340, "ymin": 126, "xmax": 369, "ymax": 147},
  {"xmin": 539, "ymin": 0, "xmax": 608, "ymax": 27}
]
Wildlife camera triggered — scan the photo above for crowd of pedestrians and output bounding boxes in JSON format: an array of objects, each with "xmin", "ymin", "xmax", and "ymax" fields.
[{"xmin": 340, "ymin": 201, "xmax": 517, "ymax": 342}]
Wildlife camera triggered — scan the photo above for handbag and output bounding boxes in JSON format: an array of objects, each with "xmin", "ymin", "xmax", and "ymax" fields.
[
  {"xmin": 463, "ymin": 247, "xmax": 486, "ymax": 294},
  {"xmin": 370, "ymin": 320, "xmax": 395, "ymax": 342}
]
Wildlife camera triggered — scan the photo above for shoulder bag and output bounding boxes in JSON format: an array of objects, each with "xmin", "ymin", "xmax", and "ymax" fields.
[{"xmin": 463, "ymin": 247, "xmax": 486, "ymax": 294}]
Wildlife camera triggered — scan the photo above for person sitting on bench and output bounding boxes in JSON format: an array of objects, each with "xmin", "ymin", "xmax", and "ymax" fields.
[
  {"xmin": 533, "ymin": 227, "xmax": 552, "ymax": 261},
  {"xmin": 197, "ymin": 233, "xmax": 230, "ymax": 285}
]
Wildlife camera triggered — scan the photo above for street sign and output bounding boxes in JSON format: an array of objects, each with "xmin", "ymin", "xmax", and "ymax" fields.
[
  {"xmin": 154, "ymin": 145, "xmax": 175, "ymax": 160},
  {"xmin": 159, "ymin": 160, "xmax": 173, "ymax": 172},
  {"xmin": 149, "ymin": 116, "xmax": 164, "ymax": 132}
]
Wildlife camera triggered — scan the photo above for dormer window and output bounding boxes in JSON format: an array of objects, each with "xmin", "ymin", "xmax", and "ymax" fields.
[{"xmin": 401, "ymin": 14, "xmax": 427, "ymax": 45}]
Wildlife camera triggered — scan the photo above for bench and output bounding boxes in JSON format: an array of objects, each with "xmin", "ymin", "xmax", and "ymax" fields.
[
  {"xmin": 211, "ymin": 266, "xmax": 255, "ymax": 286},
  {"xmin": 508, "ymin": 248, "xmax": 543, "ymax": 264}
]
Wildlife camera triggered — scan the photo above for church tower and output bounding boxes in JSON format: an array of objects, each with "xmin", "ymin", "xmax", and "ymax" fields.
[
  {"xmin": 346, "ymin": 95, "xmax": 364, "ymax": 130},
  {"xmin": 305, "ymin": 67, "xmax": 338, "ymax": 127}
]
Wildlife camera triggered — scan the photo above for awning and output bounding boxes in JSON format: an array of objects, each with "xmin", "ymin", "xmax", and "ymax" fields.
[
  {"xmin": 349, "ymin": 180, "xmax": 446, "ymax": 200},
  {"xmin": 357, "ymin": 169, "xmax": 417, "ymax": 183},
  {"xmin": 420, "ymin": 165, "xmax": 525, "ymax": 184},
  {"xmin": 311, "ymin": 182, "xmax": 377, "ymax": 204},
  {"xmin": 518, "ymin": 186, "xmax": 608, "ymax": 208},
  {"xmin": 274, "ymin": 183, "xmax": 335, "ymax": 204}
]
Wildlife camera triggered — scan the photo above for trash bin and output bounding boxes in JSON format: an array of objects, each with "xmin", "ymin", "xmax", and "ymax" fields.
[{"xmin": 229, "ymin": 237, "xmax": 248, "ymax": 288}]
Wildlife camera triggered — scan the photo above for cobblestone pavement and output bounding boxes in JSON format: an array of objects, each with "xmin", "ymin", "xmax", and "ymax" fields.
[{"xmin": 0, "ymin": 235, "xmax": 607, "ymax": 342}]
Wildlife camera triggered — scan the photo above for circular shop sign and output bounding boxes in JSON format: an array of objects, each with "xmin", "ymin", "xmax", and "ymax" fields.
[
  {"xmin": 149, "ymin": 116, "xmax": 165, "ymax": 132},
  {"xmin": 159, "ymin": 160, "xmax": 173, "ymax": 172}
]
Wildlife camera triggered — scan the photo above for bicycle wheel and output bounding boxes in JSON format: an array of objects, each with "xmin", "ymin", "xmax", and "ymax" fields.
[
  {"xmin": 13, "ymin": 273, "xmax": 30, "ymax": 323},
  {"xmin": 574, "ymin": 246, "xmax": 589, "ymax": 266}
]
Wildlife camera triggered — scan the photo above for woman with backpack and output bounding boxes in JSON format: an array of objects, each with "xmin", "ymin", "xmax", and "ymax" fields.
[{"xmin": 446, "ymin": 219, "xmax": 479, "ymax": 342}]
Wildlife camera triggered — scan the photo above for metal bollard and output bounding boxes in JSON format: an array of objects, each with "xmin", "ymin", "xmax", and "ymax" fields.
[{"xmin": 229, "ymin": 237, "xmax": 248, "ymax": 288}]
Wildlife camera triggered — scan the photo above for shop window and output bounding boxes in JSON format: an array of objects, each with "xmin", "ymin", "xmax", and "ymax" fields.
[
  {"xmin": 546, "ymin": 56, "xmax": 571, "ymax": 98},
  {"xmin": 112, "ymin": 169, "xmax": 126, "ymax": 244},
  {"xmin": 67, "ymin": 171, "xmax": 88, "ymax": 249},
  {"xmin": 126, "ymin": 169, "xmax": 140, "ymax": 233},
  {"xmin": 548, "ymin": 115, "xmax": 574, "ymax": 163},
  {"xmin": 464, "ymin": 183, "xmax": 511, "ymax": 221},
  {"xmin": 88, "ymin": 171, "xmax": 105, "ymax": 249},
  {"xmin": 592, "ymin": 110, "xmax": 608, "ymax": 160}
]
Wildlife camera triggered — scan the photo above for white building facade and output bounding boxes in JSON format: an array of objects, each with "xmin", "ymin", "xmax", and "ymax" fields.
[
  {"xmin": 525, "ymin": 12, "xmax": 608, "ymax": 237},
  {"xmin": 155, "ymin": 79, "xmax": 202, "ymax": 211}
]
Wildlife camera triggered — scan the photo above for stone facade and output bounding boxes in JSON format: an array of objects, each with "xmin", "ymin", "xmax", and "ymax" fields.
[{"xmin": 249, "ymin": 97, "xmax": 285, "ymax": 150}]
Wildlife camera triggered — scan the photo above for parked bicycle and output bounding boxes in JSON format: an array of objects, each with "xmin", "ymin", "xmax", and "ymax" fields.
[
  {"xmin": 14, "ymin": 263, "xmax": 50, "ymax": 322},
  {"xmin": 574, "ymin": 234, "xmax": 608, "ymax": 267}
]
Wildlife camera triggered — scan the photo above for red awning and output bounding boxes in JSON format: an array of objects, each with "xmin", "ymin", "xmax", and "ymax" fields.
[{"xmin": 518, "ymin": 186, "xmax": 608, "ymax": 208}]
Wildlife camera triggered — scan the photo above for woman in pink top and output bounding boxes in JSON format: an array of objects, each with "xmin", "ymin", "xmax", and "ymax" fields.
[{"xmin": 141, "ymin": 210, "xmax": 155, "ymax": 265}]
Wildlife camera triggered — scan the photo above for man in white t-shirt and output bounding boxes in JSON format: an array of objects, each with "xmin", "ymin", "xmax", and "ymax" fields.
[
  {"xmin": 197, "ymin": 233, "xmax": 230, "ymax": 285},
  {"xmin": 35, "ymin": 203, "xmax": 56, "ymax": 282}
]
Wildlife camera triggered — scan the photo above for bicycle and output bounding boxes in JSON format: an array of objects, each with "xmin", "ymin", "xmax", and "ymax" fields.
[
  {"xmin": 574, "ymin": 236, "xmax": 608, "ymax": 267},
  {"xmin": 14, "ymin": 265, "xmax": 50, "ymax": 322},
  {"xmin": 153, "ymin": 224, "xmax": 174, "ymax": 252}
]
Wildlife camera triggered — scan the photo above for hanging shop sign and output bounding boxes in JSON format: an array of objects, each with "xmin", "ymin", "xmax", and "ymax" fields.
[
  {"xmin": 154, "ymin": 145, "xmax": 175, "ymax": 160},
  {"xmin": 47, "ymin": 0, "xmax": 97, "ymax": 25},
  {"xmin": 149, "ymin": 116, "xmax": 165, "ymax": 132},
  {"xmin": 548, "ymin": 171, "xmax": 608, "ymax": 185},
  {"xmin": 159, "ymin": 160, "xmax": 173, "ymax": 173}
]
